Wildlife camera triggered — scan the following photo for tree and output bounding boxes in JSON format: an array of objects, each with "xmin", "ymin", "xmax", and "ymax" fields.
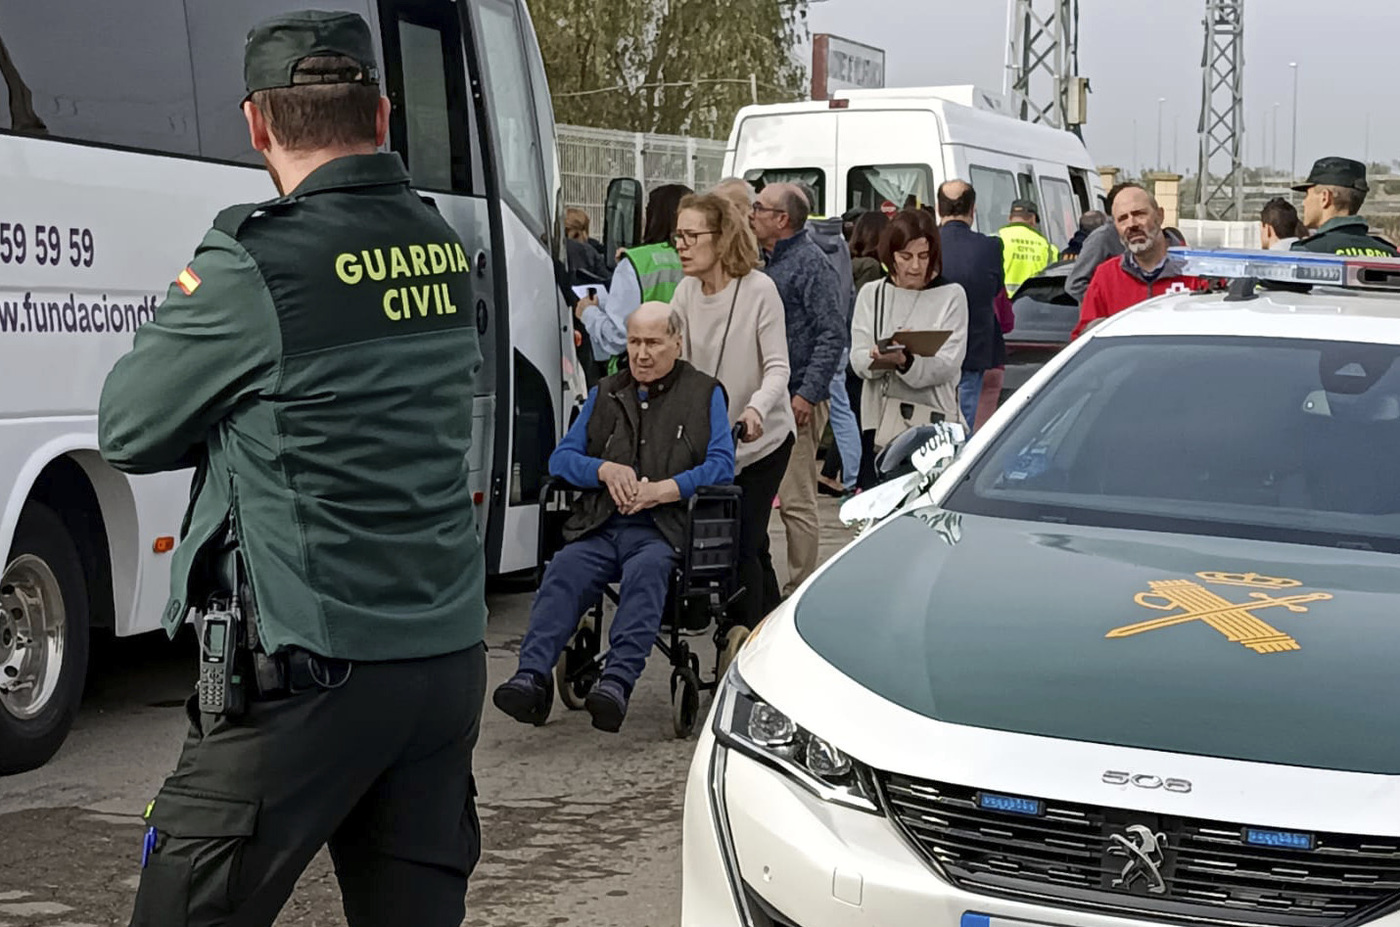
[{"xmin": 530, "ymin": 0, "xmax": 809, "ymax": 138}]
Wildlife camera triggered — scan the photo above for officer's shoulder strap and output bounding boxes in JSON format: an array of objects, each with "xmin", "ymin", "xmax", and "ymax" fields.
[
  {"xmin": 416, "ymin": 192, "xmax": 441, "ymax": 212},
  {"xmin": 212, "ymin": 198, "xmax": 295, "ymax": 239}
]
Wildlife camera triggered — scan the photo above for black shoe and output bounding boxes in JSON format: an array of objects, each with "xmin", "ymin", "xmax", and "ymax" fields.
[
  {"xmin": 493, "ymin": 671, "xmax": 553, "ymax": 726},
  {"xmin": 584, "ymin": 677, "xmax": 630, "ymax": 733}
]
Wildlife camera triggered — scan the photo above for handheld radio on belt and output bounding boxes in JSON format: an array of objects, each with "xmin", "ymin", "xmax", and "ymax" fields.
[{"xmin": 198, "ymin": 596, "xmax": 245, "ymax": 716}]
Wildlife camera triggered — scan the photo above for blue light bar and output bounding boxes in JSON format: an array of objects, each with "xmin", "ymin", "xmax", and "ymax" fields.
[
  {"xmin": 976, "ymin": 792, "xmax": 1043, "ymax": 816},
  {"xmin": 1172, "ymin": 248, "xmax": 1400, "ymax": 290},
  {"xmin": 1244, "ymin": 827, "xmax": 1315, "ymax": 851}
]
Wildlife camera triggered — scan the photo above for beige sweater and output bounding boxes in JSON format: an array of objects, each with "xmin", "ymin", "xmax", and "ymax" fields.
[
  {"xmin": 672, "ymin": 271, "xmax": 796, "ymax": 472},
  {"xmin": 850, "ymin": 277, "xmax": 969, "ymax": 427}
]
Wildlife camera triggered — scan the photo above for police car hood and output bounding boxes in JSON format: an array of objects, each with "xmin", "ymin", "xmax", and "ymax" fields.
[{"xmin": 794, "ymin": 507, "xmax": 1400, "ymax": 774}]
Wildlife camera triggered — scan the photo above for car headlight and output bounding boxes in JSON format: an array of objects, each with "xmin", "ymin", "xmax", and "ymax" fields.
[{"xmin": 714, "ymin": 669, "xmax": 881, "ymax": 814}]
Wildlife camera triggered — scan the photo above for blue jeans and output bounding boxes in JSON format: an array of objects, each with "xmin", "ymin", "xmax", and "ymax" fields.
[
  {"xmin": 517, "ymin": 516, "xmax": 678, "ymax": 690},
  {"xmin": 958, "ymin": 370, "xmax": 984, "ymax": 431},
  {"xmin": 827, "ymin": 368, "xmax": 862, "ymax": 490}
]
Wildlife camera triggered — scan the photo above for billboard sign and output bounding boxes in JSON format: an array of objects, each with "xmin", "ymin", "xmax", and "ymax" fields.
[{"xmin": 811, "ymin": 34, "xmax": 886, "ymax": 101}]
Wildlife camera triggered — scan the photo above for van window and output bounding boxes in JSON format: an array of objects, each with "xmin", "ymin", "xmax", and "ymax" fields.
[
  {"xmin": 743, "ymin": 169, "xmax": 826, "ymax": 216},
  {"xmin": 968, "ymin": 165, "xmax": 1017, "ymax": 233},
  {"xmin": 1039, "ymin": 177, "xmax": 1078, "ymax": 249},
  {"xmin": 477, "ymin": 0, "xmax": 549, "ymax": 229},
  {"xmin": 1017, "ymin": 172, "xmax": 1037, "ymax": 204},
  {"xmin": 1068, "ymin": 169, "xmax": 1093, "ymax": 214},
  {"xmin": 0, "ymin": 1, "xmax": 199, "ymax": 156},
  {"xmin": 847, "ymin": 165, "xmax": 934, "ymax": 215}
]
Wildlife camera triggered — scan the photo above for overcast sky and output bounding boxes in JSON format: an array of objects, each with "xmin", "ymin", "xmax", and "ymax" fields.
[{"xmin": 807, "ymin": 0, "xmax": 1397, "ymax": 178}]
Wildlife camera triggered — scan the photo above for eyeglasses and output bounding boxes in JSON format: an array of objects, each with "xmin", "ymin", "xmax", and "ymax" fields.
[
  {"xmin": 751, "ymin": 203, "xmax": 784, "ymax": 215},
  {"xmin": 672, "ymin": 229, "xmax": 719, "ymax": 248}
]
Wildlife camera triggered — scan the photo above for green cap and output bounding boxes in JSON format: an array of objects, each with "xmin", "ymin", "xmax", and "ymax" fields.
[
  {"xmin": 243, "ymin": 10, "xmax": 380, "ymax": 97},
  {"xmin": 1292, "ymin": 156, "xmax": 1370, "ymax": 194}
]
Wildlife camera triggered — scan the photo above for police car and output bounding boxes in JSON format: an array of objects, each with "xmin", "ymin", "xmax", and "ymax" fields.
[{"xmin": 681, "ymin": 250, "xmax": 1400, "ymax": 927}]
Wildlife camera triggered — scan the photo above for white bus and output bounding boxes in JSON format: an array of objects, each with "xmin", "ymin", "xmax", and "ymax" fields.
[{"xmin": 0, "ymin": 0, "xmax": 580, "ymax": 772}]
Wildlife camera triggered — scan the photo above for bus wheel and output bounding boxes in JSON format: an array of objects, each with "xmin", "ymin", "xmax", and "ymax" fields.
[{"xmin": 0, "ymin": 502, "xmax": 89, "ymax": 775}]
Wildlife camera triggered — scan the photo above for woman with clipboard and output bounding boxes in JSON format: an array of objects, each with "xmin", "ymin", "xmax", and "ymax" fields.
[{"xmin": 849, "ymin": 209, "xmax": 968, "ymax": 485}]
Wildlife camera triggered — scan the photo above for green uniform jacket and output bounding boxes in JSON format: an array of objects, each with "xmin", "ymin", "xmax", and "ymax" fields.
[
  {"xmin": 98, "ymin": 154, "xmax": 486, "ymax": 662},
  {"xmin": 1291, "ymin": 216, "xmax": 1398, "ymax": 257},
  {"xmin": 997, "ymin": 223, "xmax": 1057, "ymax": 294}
]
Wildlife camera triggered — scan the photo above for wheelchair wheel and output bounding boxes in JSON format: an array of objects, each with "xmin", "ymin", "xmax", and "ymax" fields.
[
  {"xmin": 555, "ymin": 619, "xmax": 600, "ymax": 711},
  {"xmin": 671, "ymin": 666, "xmax": 702, "ymax": 739},
  {"xmin": 716, "ymin": 626, "xmax": 750, "ymax": 682}
]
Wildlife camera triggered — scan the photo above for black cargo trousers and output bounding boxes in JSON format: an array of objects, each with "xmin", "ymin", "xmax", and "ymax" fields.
[{"xmin": 129, "ymin": 643, "xmax": 487, "ymax": 927}]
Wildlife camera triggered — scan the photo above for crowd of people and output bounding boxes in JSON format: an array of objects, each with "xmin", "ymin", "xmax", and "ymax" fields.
[{"xmin": 498, "ymin": 153, "xmax": 1400, "ymax": 735}]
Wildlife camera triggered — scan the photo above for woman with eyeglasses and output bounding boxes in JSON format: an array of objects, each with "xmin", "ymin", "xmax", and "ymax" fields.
[
  {"xmin": 850, "ymin": 209, "xmax": 968, "ymax": 483},
  {"xmin": 670, "ymin": 193, "xmax": 795, "ymax": 642}
]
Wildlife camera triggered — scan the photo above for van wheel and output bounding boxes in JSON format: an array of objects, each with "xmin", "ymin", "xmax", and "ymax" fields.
[{"xmin": 0, "ymin": 503, "xmax": 89, "ymax": 775}]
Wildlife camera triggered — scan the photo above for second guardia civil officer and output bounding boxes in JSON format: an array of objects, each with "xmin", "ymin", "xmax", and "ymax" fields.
[{"xmin": 97, "ymin": 11, "xmax": 487, "ymax": 926}]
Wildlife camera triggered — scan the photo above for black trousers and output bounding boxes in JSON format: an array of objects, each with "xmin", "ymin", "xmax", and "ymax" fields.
[
  {"xmin": 731, "ymin": 433, "xmax": 795, "ymax": 629},
  {"xmin": 129, "ymin": 643, "xmax": 487, "ymax": 927}
]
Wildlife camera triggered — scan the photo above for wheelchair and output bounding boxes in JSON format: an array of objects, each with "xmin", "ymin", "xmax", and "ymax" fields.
[{"xmin": 535, "ymin": 478, "xmax": 744, "ymax": 738}]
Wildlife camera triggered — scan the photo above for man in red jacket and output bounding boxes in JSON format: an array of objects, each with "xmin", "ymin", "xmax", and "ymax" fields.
[{"xmin": 1072, "ymin": 186, "xmax": 1208, "ymax": 339}]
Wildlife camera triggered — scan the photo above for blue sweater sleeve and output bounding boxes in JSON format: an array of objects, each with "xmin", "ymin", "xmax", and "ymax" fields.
[
  {"xmin": 548, "ymin": 389, "xmax": 605, "ymax": 488},
  {"xmin": 672, "ymin": 387, "xmax": 737, "ymax": 499}
]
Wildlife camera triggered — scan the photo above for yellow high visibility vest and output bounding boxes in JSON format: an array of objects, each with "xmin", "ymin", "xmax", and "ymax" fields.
[{"xmin": 998, "ymin": 223, "xmax": 1057, "ymax": 294}]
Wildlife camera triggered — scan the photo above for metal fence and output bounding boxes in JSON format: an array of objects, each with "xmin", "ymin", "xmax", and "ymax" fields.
[{"xmin": 558, "ymin": 124, "xmax": 729, "ymax": 232}]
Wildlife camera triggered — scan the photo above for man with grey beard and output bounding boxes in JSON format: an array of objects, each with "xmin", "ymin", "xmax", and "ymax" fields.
[{"xmin": 1071, "ymin": 186, "xmax": 1208, "ymax": 338}]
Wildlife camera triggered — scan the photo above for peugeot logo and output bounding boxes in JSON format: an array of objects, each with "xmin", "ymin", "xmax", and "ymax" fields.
[{"xmin": 1108, "ymin": 824, "xmax": 1169, "ymax": 895}]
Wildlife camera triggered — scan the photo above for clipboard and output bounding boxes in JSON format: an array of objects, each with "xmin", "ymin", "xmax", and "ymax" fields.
[{"xmin": 877, "ymin": 329, "xmax": 952, "ymax": 357}]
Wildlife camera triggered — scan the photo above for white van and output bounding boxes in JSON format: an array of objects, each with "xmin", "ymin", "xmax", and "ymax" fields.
[{"xmin": 723, "ymin": 85, "xmax": 1104, "ymax": 250}]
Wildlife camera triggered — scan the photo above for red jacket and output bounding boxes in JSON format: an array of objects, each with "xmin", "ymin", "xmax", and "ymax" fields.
[{"xmin": 1072, "ymin": 254, "xmax": 1211, "ymax": 339}]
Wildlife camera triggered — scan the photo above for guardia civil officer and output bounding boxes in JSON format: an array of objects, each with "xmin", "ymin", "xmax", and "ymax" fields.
[
  {"xmin": 1291, "ymin": 156, "xmax": 1398, "ymax": 257},
  {"xmin": 98, "ymin": 11, "xmax": 487, "ymax": 926}
]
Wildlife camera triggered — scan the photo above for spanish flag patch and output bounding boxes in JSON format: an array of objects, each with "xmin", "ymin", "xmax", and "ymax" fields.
[{"xmin": 176, "ymin": 266, "xmax": 201, "ymax": 296}]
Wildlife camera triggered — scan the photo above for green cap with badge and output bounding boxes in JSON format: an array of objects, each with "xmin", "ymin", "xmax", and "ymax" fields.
[
  {"xmin": 1292, "ymin": 156, "xmax": 1370, "ymax": 194},
  {"xmin": 243, "ymin": 9, "xmax": 380, "ymax": 97}
]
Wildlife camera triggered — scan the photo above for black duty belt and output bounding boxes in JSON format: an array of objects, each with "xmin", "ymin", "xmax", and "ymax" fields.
[{"xmin": 249, "ymin": 648, "xmax": 353, "ymax": 701}]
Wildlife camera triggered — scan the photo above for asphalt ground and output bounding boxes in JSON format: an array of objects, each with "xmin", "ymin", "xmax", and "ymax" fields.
[{"xmin": 0, "ymin": 498, "xmax": 855, "ymax": 927}]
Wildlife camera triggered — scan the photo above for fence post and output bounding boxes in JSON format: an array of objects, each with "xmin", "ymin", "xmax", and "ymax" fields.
[
  {"xmin": 686, "ymin": 137, "xmax": 697, "ymax": 188},
  {"xmin": 633, "ymin": 132, "xmax": 645, "ymax": 187}
]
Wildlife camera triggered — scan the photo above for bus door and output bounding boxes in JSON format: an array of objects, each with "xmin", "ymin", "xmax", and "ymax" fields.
[{"xmin": 377, "ymin": 0, "xmax": 500, "ymax": 550}]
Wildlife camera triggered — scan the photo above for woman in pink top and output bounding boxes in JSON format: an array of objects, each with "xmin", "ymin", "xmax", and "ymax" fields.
[{"xmin": 670, "ymin": 193, "xmax": 795, "ymax": 637}]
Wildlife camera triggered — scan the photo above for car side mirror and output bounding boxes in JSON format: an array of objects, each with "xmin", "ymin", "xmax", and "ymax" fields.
[
  {"xmin": 911, "ymin": 422, "xmax": 968, "ymax": 477},
  {"xmin": 875, "ymin": 422, "xmax": 967, "ymax": 480}
]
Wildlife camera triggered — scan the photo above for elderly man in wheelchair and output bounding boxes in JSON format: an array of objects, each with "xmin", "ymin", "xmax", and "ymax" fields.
[{"xmin": 493, "ymin": 302, "xmax": 735, "ymax": 733}]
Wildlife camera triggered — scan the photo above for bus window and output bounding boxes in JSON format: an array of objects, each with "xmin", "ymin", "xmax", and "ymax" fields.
[
  {"xmin": 186, "ymin": 1, "xmax": 375, "ymax": 164},
  {"xmin": 743, "ymin": 168, "xmax": 826, "ymax": 215},
  {"xmin": 395, "ymin": 23, "xmax": 451, "ymax": 189},
  {"xmin": 0, "ymin": 2, "xmax": 198, "ymax": 155},
  {"xmin": 847, "ymin": 165, "xmax": 933, "ymax": 215},
  {"xmin": 379, "ymin": 1, "xmax": 472, "ymax": 193},
  {"xmin": 968, "ymin": 165, "xmax": 1017, "ymax": 234},
  {"xmin": 1039, "ymin": 176, "xmax": 1078, "ymax": 249},
  {"xmin": 476, "ymin": 0, "xmax": 549, "ymax": 231}
]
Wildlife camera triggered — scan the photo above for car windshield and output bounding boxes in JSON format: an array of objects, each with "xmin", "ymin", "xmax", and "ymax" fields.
[{"xmin": 945, "ymin": 335, "xmax": 1400, "ymax": 552}]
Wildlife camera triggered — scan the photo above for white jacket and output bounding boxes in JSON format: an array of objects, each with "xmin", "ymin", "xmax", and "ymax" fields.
[{"xmin": 850, "ymin": 277, "xmax": 969, "ymax": 426}]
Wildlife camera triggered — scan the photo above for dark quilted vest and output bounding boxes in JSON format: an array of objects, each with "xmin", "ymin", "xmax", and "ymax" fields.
[{"xmin": 564, "ymin": 360, "xmax": 719, "ymax": 550}]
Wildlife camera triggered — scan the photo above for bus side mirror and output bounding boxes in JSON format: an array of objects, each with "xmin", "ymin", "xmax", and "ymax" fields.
[{"xmin": 604, "ymin": 178, "xmax": 642, "ymax": 262}]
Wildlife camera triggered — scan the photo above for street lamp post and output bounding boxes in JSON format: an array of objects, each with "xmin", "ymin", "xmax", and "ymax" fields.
[
  {"xmin": 1157, "ymin": 97, "xmax": 1165, "ymax": 170},
  {"xmin": 1272, "ymin": 102, "xmax": 1280, "ymax": 175},
  {"xmin": 1289, "ymin": 62, "xmax": 1299, "ymax": 181}
]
